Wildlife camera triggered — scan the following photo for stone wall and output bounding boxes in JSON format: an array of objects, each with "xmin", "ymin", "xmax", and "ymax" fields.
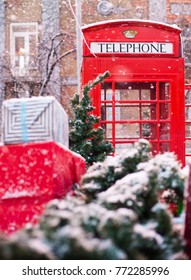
[
  {"xmin": 167, "ymin": 0, "xmax": 191, "ymax": 83},
  {"xmin": 149, "ymin": 0, "xmax": 166, "ymax": 22},
  {"xmin": 42, "ymin": 0, "xmax": 61, "ymax": 100}
]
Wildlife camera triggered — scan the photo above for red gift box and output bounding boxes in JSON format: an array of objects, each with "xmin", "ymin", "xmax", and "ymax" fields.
[{"xmin": 0, "ymin": 141, "xmax": 86, "ymax": 234}]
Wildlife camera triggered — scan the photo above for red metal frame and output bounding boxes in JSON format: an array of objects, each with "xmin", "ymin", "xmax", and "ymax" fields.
[
  {"xmin": 185, "ymin": 84, "xmax": 191, "ymax": 163},
  {"xmin": 100, "ymin": 80, "xmax": 172, "ymax": 155},
  {"xmin": 81, "ymin": 20, "xmax": 185, "ymax": 165}
]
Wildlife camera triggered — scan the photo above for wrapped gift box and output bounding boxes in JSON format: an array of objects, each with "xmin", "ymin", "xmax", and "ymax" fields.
[
  {"xmin": 1, "ymin": 96, "xmax": 69, "ymax": 146},
  {"xmin": 0, "ymin": 141, "xmax": 86, "ymax": 234}
]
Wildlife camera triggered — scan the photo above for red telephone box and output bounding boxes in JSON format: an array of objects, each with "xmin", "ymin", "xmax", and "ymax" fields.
[{"xmin": 82, "ymin": 20, "xmax": 185, "ymax": 165}]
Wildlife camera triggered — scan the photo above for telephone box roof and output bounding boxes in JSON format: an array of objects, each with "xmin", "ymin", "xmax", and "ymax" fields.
[{"xmin": 82, "ymin": 19, "xmax": 181, "ymax": 34}]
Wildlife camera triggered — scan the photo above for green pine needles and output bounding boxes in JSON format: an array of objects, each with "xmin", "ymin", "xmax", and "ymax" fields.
[
  {"xmin": 69, "ymin": 71, "xmax": 114, "ymax": 166},
  {"xmin": 0, "ymin": 140, "xmax": 187, "ymax": 260}
]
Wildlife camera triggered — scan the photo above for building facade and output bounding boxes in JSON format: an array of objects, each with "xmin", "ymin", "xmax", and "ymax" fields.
[{"xmin": 0, "ymin": 0, "xmax": 191, "ymax": 127}]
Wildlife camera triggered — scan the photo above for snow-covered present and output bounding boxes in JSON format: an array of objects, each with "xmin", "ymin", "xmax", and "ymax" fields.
[
  {"xmin": 1, "ymin": 96, "xmax": 69, "ymax": 147},
  {"xmin": 0, "ymin": 141, "xmax": 86, "ymax": 234}
]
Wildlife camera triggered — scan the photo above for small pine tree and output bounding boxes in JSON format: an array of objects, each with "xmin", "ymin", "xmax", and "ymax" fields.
[{"xmin": 69, "ymin": 71, "xmax": 114, "ymax": 166}]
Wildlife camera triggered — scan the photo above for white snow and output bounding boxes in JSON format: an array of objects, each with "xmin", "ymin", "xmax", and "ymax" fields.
[
  {"xmin": 134, "ymin": 223, "xmax": 163, "ymax": 245},
  {"xmin": 2, "ymin": 190, "xmax": 36, "ymax": 199}
]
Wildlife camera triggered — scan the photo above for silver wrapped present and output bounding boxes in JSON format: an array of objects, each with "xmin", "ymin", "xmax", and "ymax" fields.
[{"xmin": 1, "ymin": 96, "xmax": 69, "ymax": 146}]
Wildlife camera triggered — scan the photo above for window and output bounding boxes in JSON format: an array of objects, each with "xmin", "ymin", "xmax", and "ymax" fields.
[
  {"xmin": 100, "ymin": 81, "xmax": 171, "ymax": 155},
  {"xmin": 101, "ymin": 87, "xmax": 120, "ymax": 121},
  {"xmin": 10, "ymin": 22, "xmax": 38, "ymax": 76}
]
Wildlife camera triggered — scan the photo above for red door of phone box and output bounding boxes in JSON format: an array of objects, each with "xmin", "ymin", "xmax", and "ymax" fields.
[
  {"xmin": 82, "ymin": 20, "xmax": 185, "ymax": 165},
  {"xmin": 0, "ymin": 141, "xmax": 86, "ymax": 234}
]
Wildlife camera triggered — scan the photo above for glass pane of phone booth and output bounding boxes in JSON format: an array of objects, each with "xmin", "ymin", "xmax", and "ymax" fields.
[{"xmin": 101, "ymin": 81, "xmax": 171, "ymax": 155}]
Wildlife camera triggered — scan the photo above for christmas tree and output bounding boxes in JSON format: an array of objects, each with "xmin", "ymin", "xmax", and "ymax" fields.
[{"xmin": 69, "ymin": 71, "xmax": 114, "ymax": 166}]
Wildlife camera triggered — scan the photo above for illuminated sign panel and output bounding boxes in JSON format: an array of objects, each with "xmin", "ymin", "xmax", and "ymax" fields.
[{"xmin": 90, "ymin": 42, "xmax": 173, "ymax": 54}]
